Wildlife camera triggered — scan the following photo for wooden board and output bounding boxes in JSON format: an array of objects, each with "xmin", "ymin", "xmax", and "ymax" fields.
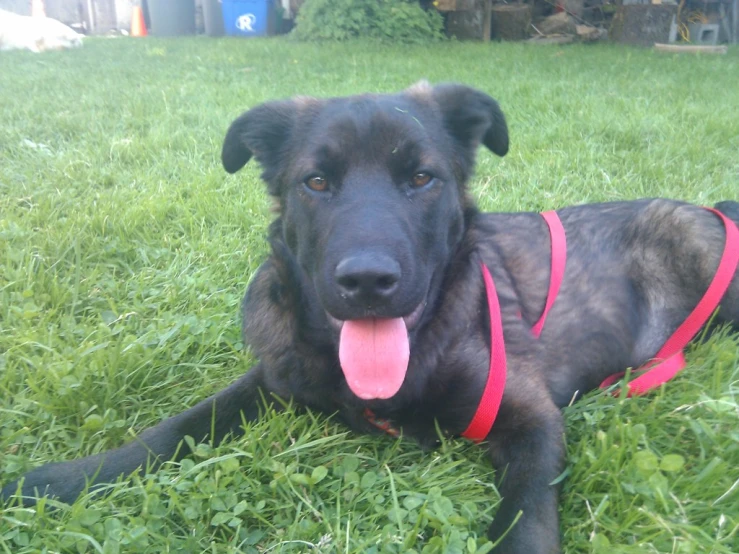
[{"xmin": 654, "ymin": 43, "xmax": 728, "ymax": 53}]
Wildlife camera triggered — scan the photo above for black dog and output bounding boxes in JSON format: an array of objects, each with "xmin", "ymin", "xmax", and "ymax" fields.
[{"xmin": 3, "ymin": 83, "xmax": 738, "ymax": 554}]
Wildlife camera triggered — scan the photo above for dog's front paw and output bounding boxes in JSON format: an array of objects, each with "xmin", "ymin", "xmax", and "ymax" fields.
[
  {"xmin": 487, "ymin": 507, "xmax": 560, "ymax": 554},
  {"xmin": 2, "ymin": 458, "xmax": 101, "ymax": 506}
]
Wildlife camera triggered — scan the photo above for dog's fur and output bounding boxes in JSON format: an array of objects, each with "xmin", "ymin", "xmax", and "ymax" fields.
[{"xmin": 3, "ymin": 83, "xmax": 738, "ymax": 554}]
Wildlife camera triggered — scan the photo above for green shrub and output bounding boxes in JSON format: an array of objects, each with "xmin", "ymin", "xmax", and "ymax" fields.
[{"xmin": 293, "ymin": 0, "xmax": 445, "ymax": 43}]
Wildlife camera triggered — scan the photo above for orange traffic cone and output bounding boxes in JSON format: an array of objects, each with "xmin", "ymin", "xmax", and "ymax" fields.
[{"xmin": 131, "ymin": 5, "xmax": 147, "ymax": 37}]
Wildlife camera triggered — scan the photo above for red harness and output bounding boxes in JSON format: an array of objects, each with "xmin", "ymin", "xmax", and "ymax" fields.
[
  {"xmin": 366, "ymin": 208, "xmax": 738, "ymax": 442},
  {"xmin": 461, "ymin": 207, "xmax": 739, "ymax": 443}
]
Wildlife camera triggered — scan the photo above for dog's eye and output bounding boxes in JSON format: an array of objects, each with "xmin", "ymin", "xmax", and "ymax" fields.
[
  {"xmin": 304, "ymin": 176, "xmax": 328, "ymax": 192},
  {"xmin": 411, "ymin": 172, "xmax": 433, "ymax": 188}
]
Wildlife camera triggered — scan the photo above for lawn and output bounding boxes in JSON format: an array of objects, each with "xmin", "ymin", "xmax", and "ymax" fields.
[{"xmin": 1, "ymin": 37, "xmax": 738, "ymax": 553}]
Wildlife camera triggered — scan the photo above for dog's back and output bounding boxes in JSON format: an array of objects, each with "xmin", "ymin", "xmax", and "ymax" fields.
[{"xmin": 714, "ymin": 200, "xmax": 739, "ymax": 224}]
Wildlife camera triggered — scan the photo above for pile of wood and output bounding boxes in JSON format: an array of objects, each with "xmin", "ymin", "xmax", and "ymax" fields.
[
  {"xmin": 529, "ymin": 10, "xmax": 605, "ymax": 43},
  {"xmin": 439, "ymin": 0, "xmax": 607, "ymax": 43},
  {"xmin": 439, "ymin": 0, "xmax": 733, "ymax": 46}
]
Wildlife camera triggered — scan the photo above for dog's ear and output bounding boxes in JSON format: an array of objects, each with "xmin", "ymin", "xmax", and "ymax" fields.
[
  {"xmin": 431, "ymin": 83, "xmax": 508, "ymax": 157},
  {"xmin": 221, "ymin": 100, "xmax": 297, "ymax": 175}
]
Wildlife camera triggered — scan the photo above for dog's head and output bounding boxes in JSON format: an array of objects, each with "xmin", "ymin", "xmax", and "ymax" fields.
[{"xmin": 223, "ymin": 83, "xmax": 507, "ymax": 400}]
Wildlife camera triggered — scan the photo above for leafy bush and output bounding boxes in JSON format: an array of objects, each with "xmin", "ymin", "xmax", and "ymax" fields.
[{"xmin": 293, "ymin": 0, "xmax": 445, "ymax": 43}]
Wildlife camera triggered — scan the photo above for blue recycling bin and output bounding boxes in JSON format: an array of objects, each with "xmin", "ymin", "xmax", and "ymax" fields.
[{"xmin": 222, "ymin": 0, "xmax": 272, "ymax": 37}]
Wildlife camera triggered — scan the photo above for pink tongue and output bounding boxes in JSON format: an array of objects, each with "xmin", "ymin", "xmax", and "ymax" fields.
[{"xmin": 339, "ymin": 318, "xmax": 409, "ymax": 400}]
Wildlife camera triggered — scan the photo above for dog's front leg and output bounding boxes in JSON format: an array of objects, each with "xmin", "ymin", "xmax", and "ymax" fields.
[
  {"xmin": 2, "ymin": 364, "xmax": 272, "ymax": 505},
  {"xmin": 485, "ymin": 392, "xmax": 565, "ymax": 554}
]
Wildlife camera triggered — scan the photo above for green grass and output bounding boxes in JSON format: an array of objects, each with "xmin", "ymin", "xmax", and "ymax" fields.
[{"xmin": 1, "ymin": 37, "xmax": 738, "ymax": 553}]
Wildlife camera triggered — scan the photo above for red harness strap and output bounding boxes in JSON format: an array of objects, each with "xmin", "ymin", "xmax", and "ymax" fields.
[
  {"xmin": 369, "ymin": 207, "xmax": 738, "ymax": 442},
  {"xmin": 461, "ymin": 262, "xmax": 507, "ymax": 442},
  {"xmin": 600, "ymin": 207, "xmax": 739, "ymax": 396},
  {"xmin": 531, "ymin": 211, "xmax": 567, "ymax": 338},
  {"xmin": 461, "ymin": 211, "xmax": 567, "ymax": 442},
  {"xmin": 460, "ymin": 207, "xmax": 738, "ymax": 442}
]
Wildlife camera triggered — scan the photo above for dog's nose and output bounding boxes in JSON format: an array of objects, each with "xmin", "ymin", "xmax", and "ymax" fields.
[{"xmin": 335, "ymin": 254, "xmax": 401, "ymax": 306}]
